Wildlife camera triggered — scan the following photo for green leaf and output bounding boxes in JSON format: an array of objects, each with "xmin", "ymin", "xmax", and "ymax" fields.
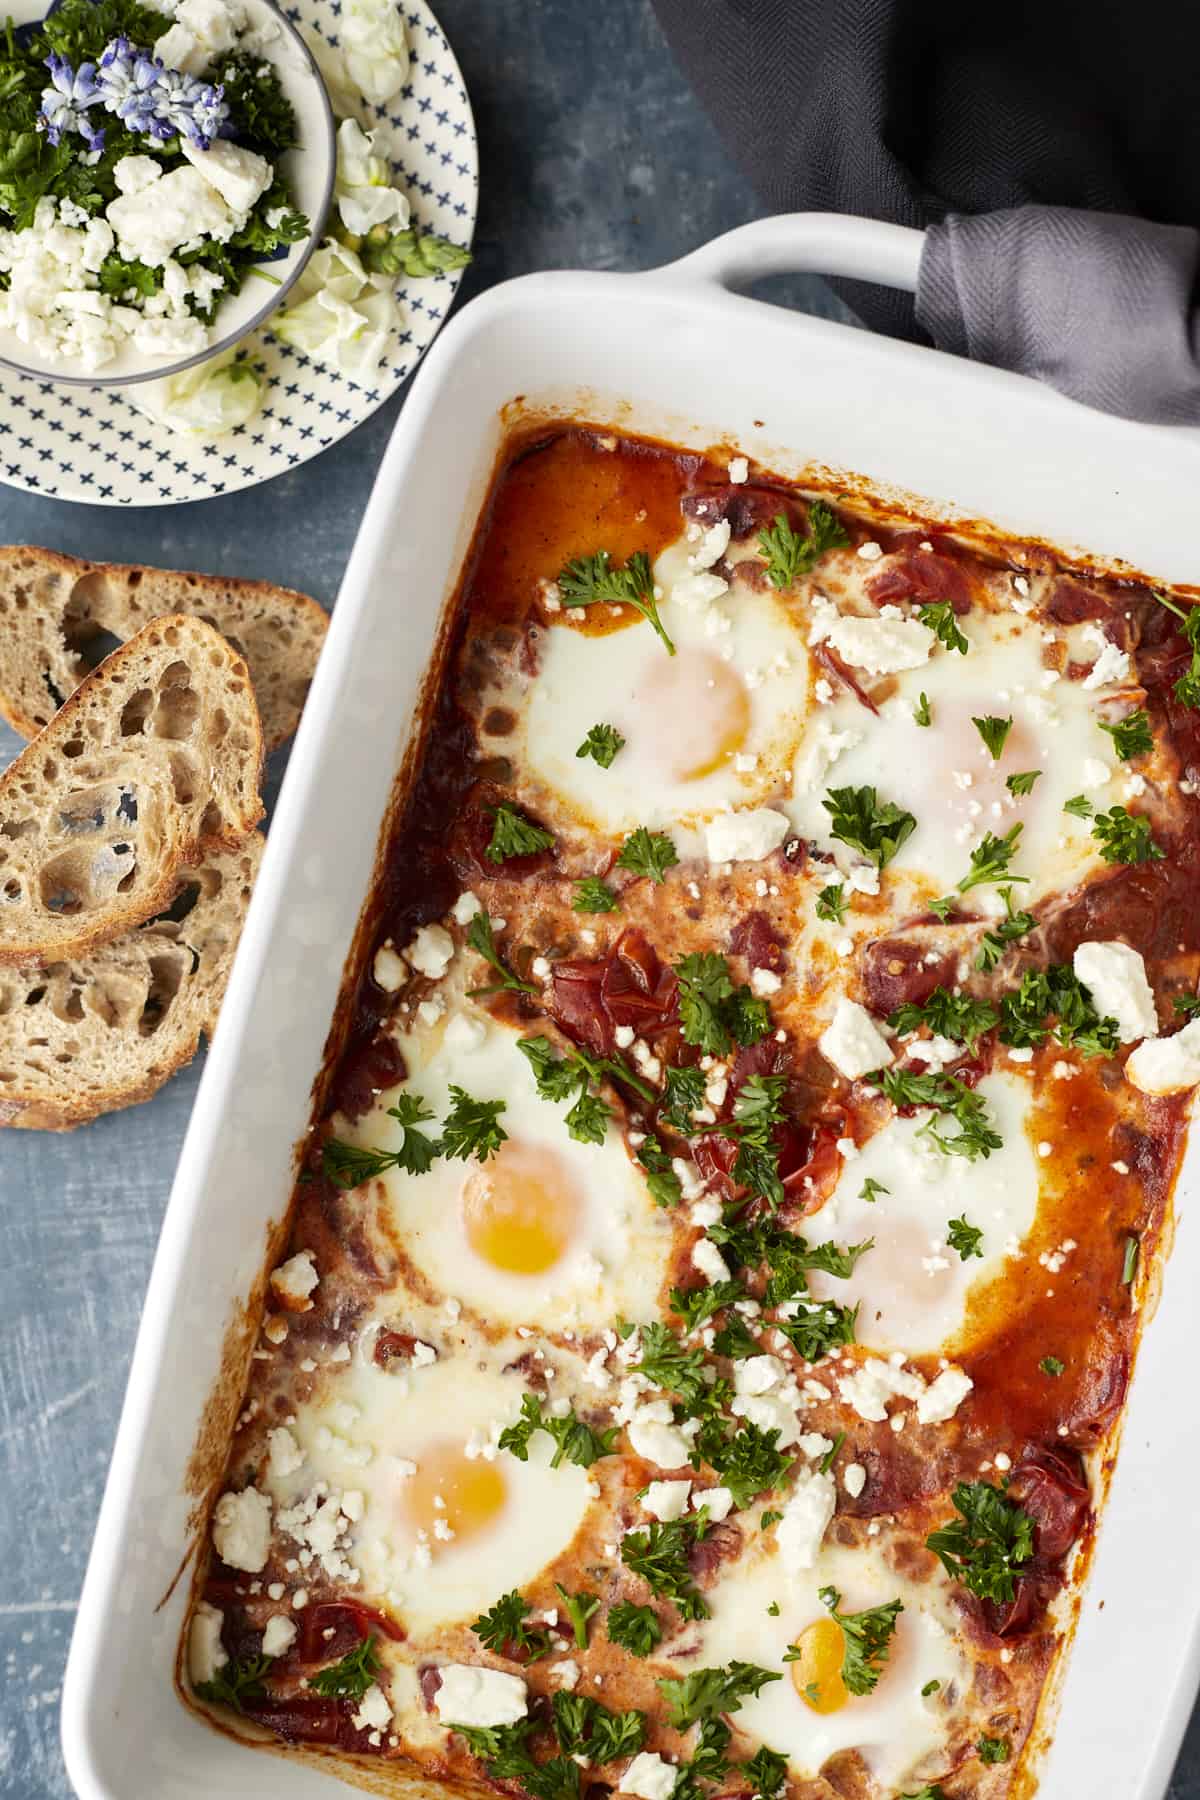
[
  {"xmin": 1173, "ymin": 992, "xmax": 1200, "ymax": 1018},
  {"xmin": 661, "ymin": 1064, "xmax": 706, "ymax": 1131},
  {"xmin": 195, "ymin": 1651, "xmax": 271, "ymax": 1713},
  {"xmin": 956, "ymin": 824, "xmax": 1026, "ymax": 893},
  {"xmin": 972, "ymin": 715, "xmax": 1013, "ymax": 759},
  {"xmin": 572, "ymin": 875, "xmax": 619, "ymax": 913},
  {"xmin": 872, "ymin": 1067, "xmax": 1003, "ymax": 1160},
  {"xmin": 913, "ymin": 691, "xmax": 932, "ymax": 727},
  {"xmin": 635, "ymin": 1321, "xmax": 713, "ymax": 1409},
  {"xmin": 1090, "ymin": 804, "xmax": 1164, "ymax": 865},
  {"xmin": 557, "ymin": 549, "xmax": 676, "ymax": 654},
  {"xmin": 1006, "ymin": 769, "xmax": 1041, "ymax": 796},
  {"xmin": 466, "ymin": 911, "xmax": 538, "ymax": 996},
  {"xmin": 740, "ymin": 1745, "xmax": 788, "ymax": 1800},
  {"xmin": 1099, "ymin": 708, "xmax": 1153, "ymax": 761},
  {"xmin": 576, "ymin": 723, "xmax": 626, "ymax": 767},
  {"xmin": 637, "ymin": 1135, "xmax": 684, "ymax": 1208},
  {"xmin": 917, "ymin": 601, "xmax": 968, "ymax": 654},
  {"xmin": 669, "ymin": 1279, "xmax": 743, "ymax": 1334},
  {"xmin": 823, "ymin": 784, "xmax": 917, "ymax": 869},
  {"xmin": 657, "ymin": 1661, "xmax": 781, "ymax": 1729},
  {"xmin": 1122, "ymin": 1233, "xmax": 1140, "ymax": 1285},
  {"xmin": 471, "ymin": 1590, "xmax": 553, "ymax": 1662},
  {"xmin": 925, "ymin": 1480, "xmax": 1035, "ymax": 1603},
  {"xmin": 439, "ymin": 1086, "xmax": 508, "ymax": 1161},
  {"xmin": 617, "ymin": 826, "xmax": 679, "ymax": 884},
  {"xmin": 606, "ymin": 1601, "xmax": 662, "ymax": 1655},
  {"xmin": 1064, "ymin": 793, "xmax": 1095, "ymax": 819},
  {"xmin": 210, "ymin": 48, "xmax": 299, "ymax": 154},
  {"xmin": 550, "ymin": 1691, "xmax": 645, "ymax": 1761},
  {"xmin": 773, "ymin": 1298, "xmax": 858, "ymax": 1361},
  {"xmin": 756, "ymin": 501, "xmax": 848, "ymax": 589},
  {"xmin": 947, "ymin": 1214, "xmax": 984, "ymax": 1260},
  {"xmin": 709, "ymin": 1421, "xmax": 794, "ymax": 1509},
  {"xmin": 308, "ymin": 1635, "xmax": 382, "ymax": 1699},
  {"xmin": 887, "ymin": 985, "xmax": 998, "ymax": 1050},
  {"xmin": 621, "ymin": 1518, "xmax": 709, "ymax": 1619},
  {"xmin": 818, "ymin": 1587, "xmax": 903, "ymax": 1695},
  {"xmin": 859, "ymin": 1176, "xmax": 889, "ymax": 1203},
  {"xmin": 977, "ymin": 1736, "xmax": 1011, "ymax": 1765},
  {"xmin": 818, "ymin": 1430, "xmax": 846, "ymax": 1475},
  {"xmin": 485, "ymin": 802, "xmax": 555, "ymax": 863},
  {"xmin": 554, "ymin": 1584, "xmax": 600, "ymax": 1650},
  {"xmin": 976, "ymin": 886, "xmax": 1037, "ymax": 973},
  {"xmin": 815, "ymin": 882, "xmax": 848, "ymax": 924},
  {"xmin": 675, "ymin": 951, "xmax": 769, "ymax": 1056},
  {"xmin": 1039, "ymin": 1354, "xmax": 1065, "ymax": 1377}
]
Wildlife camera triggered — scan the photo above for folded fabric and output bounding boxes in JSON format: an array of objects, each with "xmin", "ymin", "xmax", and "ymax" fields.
[
  {"xmin": 917, "ymin": 207, "xmax": 1200, "ymax": 425},
  {"xmin": 650, "ymin": 0, "xmax": 1200, "ymax": 345}
]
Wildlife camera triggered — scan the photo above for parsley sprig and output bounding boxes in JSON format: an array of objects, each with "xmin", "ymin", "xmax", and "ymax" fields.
[
  {"xmin": 1090, "ymin": 804, "xmax": 1164, "ymax": 865},
  {"xmin": 657, "ymin": 1661, "xmax": 781, "ymax": 1728},
  {"xmin": 947, "ymin": 1215, "xmax": 984, "ymax": 1260},
  {"xmin": 606, "ymin": 1600, "xmax": 662, "ymax": 1655},
  {"xmin": 195, "ymin": 1651, "xmax": 270, "ymax": 1713},
  {"xmin": 573, "ymin": 875, "xmax": 619, "ymax": 913},
  {"xmin": 957, "ymin": 823, "xmax": 1026, "ymax": 893},
  {"xmin": 871, "ymin": 1067, "xmax": 1003, "ymax": 1160},
  {"xmin": 322, "ymin": 1092, "xmax": 440, "ymax": 1187},
  {"xmin": 554, "ymin": 1585, "xmax": 600, "ymax": 1650},
  {"xmin": 497, "ymin": 1391, "xmax": 618, "ymax": 1469},
  {"xmin": 816, "ymin": 1588, "xmax": 902, "ymax": 1695},
  {"xmin": 485, "ymin": 802, "xmax": 555, "ymax": 863},
  {"xmin": 558, "ymin": 549, "xmax": 675, "ymax": 653},
  {"xmin": 926, "ymin": 1480, "xmax": 1035, "ymax": 1603},
  {"xmin": 551, "ymin": 1691, "xmax": 646, "ymax": 1761},
  {"xmin": 824, "ymin": 784, "xmax": 917, "ymax": 869},
  {"xmin": 466, "ymin": 911, "xmax": 538, "ymax": 996},
  {"xmin": 675, "ymin": 951, "xmax": 770, "ymax": 1056},
  {"xmin": 973, "ymin": 715, "xmax": 1012, "ymax": 759},
  {"xmin": 308, "ymin": 1635, "xmax": 382, "ymax": 1700},
  {"xmin": 576, "ymin": 723, "xmax": 626, "ymax": 767},
  {"xmin": 717, "ymin": 1073, "xmax": 789, "ymax": 1211},
  {"xmin": 617, "ymin": 826, "xmax": 679, "ymax": 884},
  {"xmin": 518, "ymin": 1033, "xmax": 655, "ymax": 1143},
  {"xmin": 815, "ymin": 882, "xmax": 847, "ymax": 924},
  {"xmin": 621, "ymin": 1517, "xmax": 709, "ymax": 1619},
  {"xmin": 999, "ymin": 965, "xmax": 1120, "ymax": 1057},
  {"xmin": 918, "ymin": 601, "xmax": 968, "ymax": 654},
  {"xmin": 757, "ymin": 501, "xmax": 848, "ymax": 589},
  {"xmin": 887, "ymin": 985, "xmax": 998, "ymax": 1050},
  {"xmin": 977, "ymin": 886, "xmax": 1037, "ymax": 973},
  {"xmin": 1099, "ymin": 708, "xmax": 1153, "ymax": 761},
  {"xmin": 1155, "ymin": 590, "xmax": 1200, "ymax": 708}
]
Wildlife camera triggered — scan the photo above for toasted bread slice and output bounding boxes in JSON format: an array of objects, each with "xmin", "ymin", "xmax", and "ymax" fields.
[
  {"xmin": 0, "ymin": 546, "xmax": 327, "ymax": 753},
  {"xmin": 0, "ymin": 834, "xmax": 263, "ymax": 1130},
  {"xmin": 0, "ymin": 615, "xmax": 264, "ymax": 966}
]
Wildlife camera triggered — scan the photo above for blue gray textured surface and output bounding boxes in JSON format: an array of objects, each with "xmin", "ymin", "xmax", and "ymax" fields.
[{"xmin": 0, "ymin": 1, "xmax": 1194, "ymax": 1796}]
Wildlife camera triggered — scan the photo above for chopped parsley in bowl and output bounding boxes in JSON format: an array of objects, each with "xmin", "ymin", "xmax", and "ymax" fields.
[{"xmin": 0, "ymin": 0, "xmax": 334, "ymax": 381}]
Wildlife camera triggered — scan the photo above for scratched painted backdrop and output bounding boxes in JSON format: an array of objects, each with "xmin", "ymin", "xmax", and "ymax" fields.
[{"xmin": 1, "ymin": 2, "xmax": 1196, "ymax": 1796}]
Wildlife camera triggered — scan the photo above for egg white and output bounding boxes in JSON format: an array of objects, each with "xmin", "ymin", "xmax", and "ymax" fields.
[
  {"xmin": 354, "ymin": 1004, "xmax": 673, "ymax": 1331},
  {"xmin": 785, "ymin": 608, "xmax": 1117, "ymax": 904},
  {"xmin": 806, "ymin": 1071, "xmax": 1040, "ymax": 1356},
  {"xmin": 683, "ymin": 1535, "xmax": 967, "ymax": 1792},
  {"xmin": 263, "ymin": 1351, "xmax": 594, "ymax": 1635},
  {"xmin": 503, "ymin": 544, "xmax": 809, "ymax": 835}
]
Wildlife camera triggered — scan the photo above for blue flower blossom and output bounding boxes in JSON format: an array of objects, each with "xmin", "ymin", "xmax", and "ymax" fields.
[
  {"xmin": 153, "ymin": 66, "xmax": 229, "ymax": 149},
  {"xmin": 38, "ymin": 51, "xmax": 102, "ymax": 146},
  {"xmin": 95, "ymin": 36, "xmax": 164, "ymax": 137}
]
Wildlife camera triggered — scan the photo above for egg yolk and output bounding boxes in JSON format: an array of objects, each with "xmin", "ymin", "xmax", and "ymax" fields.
[
  {"xmin": 789, "ymin": 1615, "xmax": 849, "ymax": 1714},
  {"xmin": 461, "ymin": 1141, "xmax": 582, "ymax": 1274},
  {"xmin": 631, "ymin": 649, "xmax": 751, "ymax": 781},
  {"xmin": 404, "ymin": 1440, "xmax": 508, "ymax": 1544}
]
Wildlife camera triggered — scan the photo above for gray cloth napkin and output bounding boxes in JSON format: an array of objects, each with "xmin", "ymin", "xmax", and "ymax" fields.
[{"xmin": 916, "ymin": 205, "xmax": 1200, "ymax": 425}]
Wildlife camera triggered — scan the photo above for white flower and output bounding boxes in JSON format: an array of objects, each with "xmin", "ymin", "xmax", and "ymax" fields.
[
  {"xmin": 340, "ymin": 0, "xmax": 410, "ymax": 105},
  {"xmin": 270, "ymin": 241, "xmax": 401, "ymax": 376},
  {"xmin": 334, "ymin": 119, "xmax": 410, "ymax": 237},
  {"xmin": 131, "ymin": 347, "xmax": 263, "ymax": 436}
]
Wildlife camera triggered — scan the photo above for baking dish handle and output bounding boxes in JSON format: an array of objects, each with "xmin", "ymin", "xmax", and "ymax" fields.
[{"xmin": 658, "ymin": 213, "xmax": 924, "ymax": 295}]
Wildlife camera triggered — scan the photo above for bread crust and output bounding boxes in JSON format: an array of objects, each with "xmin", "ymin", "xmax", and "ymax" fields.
[
  {"xmin": 0, "ymin": 614, "xmax": 265, "ymax": 966},
  {"xmin": 0, "ymin": 545, "xmax": 327, "ymax": 752}
]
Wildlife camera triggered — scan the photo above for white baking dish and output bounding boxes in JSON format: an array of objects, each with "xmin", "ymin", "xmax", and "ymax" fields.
[{"xmin": 62, "ymin": 212, "xmax": 1200, "ymax": 1800}]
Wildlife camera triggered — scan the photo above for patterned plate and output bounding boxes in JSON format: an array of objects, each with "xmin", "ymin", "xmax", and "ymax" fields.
[{"xmin": 0, "ymin": 0, "xmax": 477, "ymax": 506}]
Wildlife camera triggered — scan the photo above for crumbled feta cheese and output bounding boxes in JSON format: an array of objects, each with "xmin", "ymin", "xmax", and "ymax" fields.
[
  {"xmin": 628, "ymin": 1415, "xmax": 690, "ymax": 1468},
  {"xmin": 372, "ymin": 941, "xmax": 407, "ymax": 992},
  {"xmin": 692, "ymin": 1237, "xmax": 731, "ymax": 1284},
  {"xmin": 445, "ymin": 1013, "xmax": 486, "ymax": 1052},
  {"xmin": 1081, "ymin": 757, "xmax": 1112, "ymax": 790},
  {"xmin": 688, "ymin": 520, "xmax": 731, "ymax": 571},
  {"xmin": 727, "ymin": 456, "xmax": 749, "ymax": 484},
  {"xmin": 107, "ymin": 164, "xmax": 236, "ymax": 268},
  {"xmin": 856, "ymin": 541, "xmax": 883, "ymax": 562},
  {"xmin": 262, "ymin": 1614, "xmax": 298, "ymax": 1657},
  {"xmin": 407, "ymin": 923, "xmax": 455, "ymax": 979},
  {"xmin": 188, "ymin": 1602, "xmax": 227, "ymax": 1686},
  {"xmin": 434, "ymin": 1665, "xmax": 528, "ymax": 1727},
  {"xmin": 734, "ymin": 1355, "xmax": 785, "ymax": 1397},
  {"xmin": 353, "ymin": 1683, "xmax": 393, "ymax": 1732},
  {"xmin": 693, "ymin": 1485, "xmax": 733, "ymax": 1522},
  {"xmin": 915, "ymin": 1367, "xmax": 973, "ymax": 1425},
  {"xmin": 776, "ymin": 1469, "xmax": 836, "ymax": 1571},
  {"xmin": 842, "ymin": 1463, "xmax": 867, "ymax": 1499},
  {"xmin": 270, "ymin": 1249, "xmax": 318, "ymax": 1310},
  {"xmin": 212, "ymin": 1486, "xmax": 272, "ymax": 1573},
  {"xmin": 730, "ymin": 1392, "xmax": 801, "ymax": 1447},
  {"xmin": 1073, "ymin": 941, "xmax": 1158, "ymax": 1042},
  {"xmin": 1127, "ymin": 1019, "xmax": 1200, "ymax": 1095},
  {"xmin": 453, "ymin": 891, "xmax": 482, "ymax": 925},
  {"xmin": 812, "ymin": 611, "xmax": 935, "ymax": 676},
  {"xmin": 620, "ymin": 1753, "xmax": 678, "ymax": 1800},
  {"xmin": 819, "ymin": 998, "xmax": 894, "ymax": 1080},
  {"xmin": 672, "ymin": 570, "xmax": 729, "ymax": 610},
  {"xmin": 549, "ymin": 1659, "xmax": 581, "ymax": 1690},
  {"xmin": 704, "ymin": 808, "xmax": 790, "ymax": 864},
  {"xmin": 642, "ymin": 1480, "xmax": 692, "ymax": 1522},
  {"xmin": 182, "ymin": 136, "xmax": 272, "ymax": 213},
  {"xmin": 268, "ymin": 1426, "xmax": 305, "ymax": 1479},
  {"xmin": 1082, "ymin": 642, "xmax": 1132, "ymax": 690},
  {"xmin": 750, "ymin": 966, "xmax": 782, "ymax": 997},
  {"xmin": 838, "ymin": 1358, "xmax": 925, "ymax": 1423}
]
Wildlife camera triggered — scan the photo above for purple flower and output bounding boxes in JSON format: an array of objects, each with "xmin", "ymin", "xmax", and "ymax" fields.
[
  {"xmin": 152, "ymin": 66, "xmax": 229, "ymax": 149},
  {"xmin": 37, "ymin": 51, "xmax": 102, "ymax": 145},
  {"xmin": 96, "ymin": 37, "xmax": 166, "ymax": 136}
]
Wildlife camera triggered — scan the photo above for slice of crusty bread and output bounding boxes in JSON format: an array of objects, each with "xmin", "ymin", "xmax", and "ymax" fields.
[
  {"xmin": 0, "ymin": 546, "xmax": 327, "ymax": 753},
  {"xmin": 0, "ymin": 833, "xmax": 263, "ymax": 1130},
  {"xmin": 0, "ymin": 615, "xmax": 264, "ymax": 966}
]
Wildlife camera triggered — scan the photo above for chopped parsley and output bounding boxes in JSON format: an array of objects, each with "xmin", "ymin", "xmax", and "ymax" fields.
[
  {"xmin": 658, "ymin": 1661, "xmax": 781, "ymax": 1728},
  {"xmin": 998, "ymin": 964, "xmax": 1120, "ymax": 1057},
  {"xmin": 815, "ymin": 881, "xmax": 848, "ymax": 924},
  {"xmin": 977, "ymin": 1736, "xmax": 1012, "ymax": 1765},
  {"xmin": 917, "ymin": 600, "xmax": 968, "ymax": 654},
  {"xmin": 900, "ymin": 1787, "xmax": 950, "ymax": 1800},
  {"xmin": 634, "ymin": 1321, "xmax": 713, "ymax": 1409},
  {"xmin": 928, "ymin": 894, "xmax": 958, "ymax": 922},
  {"xmin": 517, "ymin": 1033, "xmax": 654, "ymax": 1144},
  {"xmin": 1173, "ymin": 993, "xmax": 1200, "ymax": 1019},
  {"xmin": 307, "ymin": 1634, "xmax": 381, "ymax": 1698},
  {"xmin": 485, "ymin": 802, "xmax": 555, "ymax": 863},
  {"xmin": 717, "ymin": 1072, "xmax": 789, "ymax": 1210},
  {"xmin": 195, "ymin": 1651, "xmax": 270, "ymax": 1713},
  {"xmin": 887, "ymin": 985, "xmax": 998, "ymax": 1050},
  {"xmin": 1006, "ymin": 769, "xmax": 1041, "ymax": 796},
  {"xmin": 1040, "ymin": 1355, "xmax": 1065, "ymax": 1377},
  {"xmin": 662, "ymin": 1063, "xmax": 706, "ymax": 1130},
  {"xmin": 551, "ymin": 1692, "xmax": 645, "ymax": 1762},
  {"xmin": 977, "ymin": 886, "xmax": 1037, "ymax": 973},
  {"xmin": 871, "ymin": 1066, "xmax": 1003, "ymax": 1160},
  {"xmin": 913, "ymin": 691, "xmax": 932, "ymax": 727},
  {"xmin": 925, "ymin": 1479, "xmax": 1035, "ymax": 1603},
  {"xmin": 757, "ymin": 501, "xmax": 849, "ymax": 589},
  {"xmin": 471, "ymin": 1592, "xmax": 553, "ymax": 1662},
  {"xmin": 466, "ymin": 911, "xmax": 539, "ymax": 997},
  {"xmin": 557, "ymin": 549, "xmax": 675, "ymax": 653},
  {"xmin": 947, "ymin": 1215, "xmax": 984, "ymax": 1260},
  {"xmin": 321, "ymin": 1091, "xmax": 440, "ymax": 1188},
  {"xmin": 1099, "ymin": 708, "xmax": 1153, "ymax": 761},
  {"xmin": 448, "ymin": 1717, "xmax": 540, "ymax": 1771},
  {"xmin": 497, "ymin": 1392, "xmax": 618, "ymax": 1469},
  {"xmin": 860, "ymin": 1176, "xmax": 889, "ymax": 1203},
  {"xmin": 606, "ymin": 1601, "xmax": 662, "ymax": 1656},
  {"xmin": 817, "ymin": 1587, "xmax": 902, "ymax": 1695},
  {"xmin": 554, "ymin": 1584, "xmax": 600, "ymax": 1650},
  {"xmin": 1154, "ymin": 589, "xmax": 1200, "ymax": 707},
  {"xmin": 818, "ymin": 1430, "xmax": 846, "ymax": 1475},
  {"xmin": 621, "ymin": 1517, "xmax": 709, "ymax": 1619},
  {"xmin": 708, "ymin": 1420, "xmax": 795, "ymax": 1509},
  {"xmin": 637, "ymin": 1134, "xmax": 684, "ymax": 1208},
  {"xmin": 1122, "ymin": 1233, "xmax": 1140, "ymax": 1285},
  {"xmin": 921, "ymin": 1679, "xmax": 941, "ymax": 1697},
  {"xmin": 670, "ymin": 1279, "xmax": 743, "ymax": 1335},
  {"xmin": 740, "ymin": 1745, "xmax": 788, "ymax": 1799},
  {"xmin": 572, "ymin": 876, "xmax": 619, "ymax": 913},
  {"xmin": 616, "ymin": 826, "xmax": 679, "ymax": 884},
  {"xmin": 675, "ymin": 951, "xmax": 770, "ymax": 1056},
  {"xmin": 439, "ymin": 1087, "xmax": 508, "ymax": 1162},
  {"xmin": 823, "ymin": 784, "xmax": 917, "ymax": 869},
  {"xmin": 576, "ymin": 723, "xmax": 626, "ymax": 767},
  {"xmin": 1064, "ymin": 793, "xmax": 1095, "ymax": 819},
  {"xmin": 773, "ymin": 1297, "xmax": 858, "ymax": 1361},
  {"xmin": 760, "ymin": 1509, "xmax": 782, "ymax": 1529},
  {"xmin": 1090, "ymin": 804, "xmax": 1164, "ymax": 865},
  {"xmin": 957, "ymin": 823, "xmax": 1026, "ymax": 893},
  {"xmin": 972, "ymin": 714, "xmax": 1013, "ymax": 759}
]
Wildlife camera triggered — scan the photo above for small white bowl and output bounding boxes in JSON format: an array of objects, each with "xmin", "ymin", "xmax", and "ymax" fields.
[{"xmin": 0, "ymin": 0, "xmax": 335, "ymax": 388}]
